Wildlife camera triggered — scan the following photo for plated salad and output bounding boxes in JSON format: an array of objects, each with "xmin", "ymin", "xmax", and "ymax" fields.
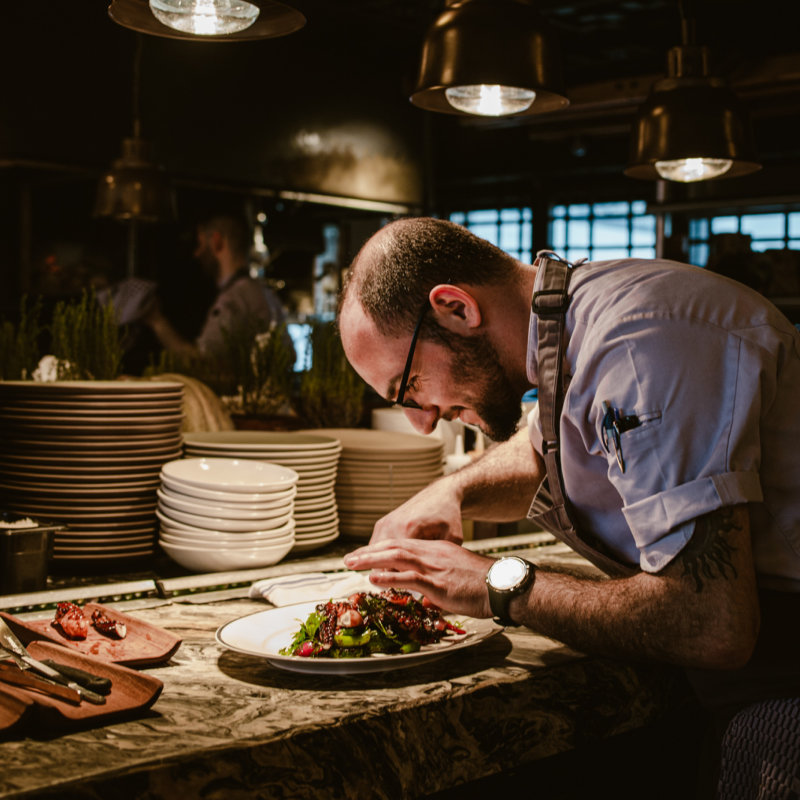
[{"xmin": 279, "ymin": 589, "xmax": 466, "ymax": 659}]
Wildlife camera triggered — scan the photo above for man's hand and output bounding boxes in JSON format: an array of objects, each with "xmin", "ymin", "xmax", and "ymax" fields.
[
  {"xmin": 370, "ymin": 479, "xmax": 464, "ymax": 544},
  {"xmin": 343, "ymin": 538, "xmax": 495, "ymax": 617}
]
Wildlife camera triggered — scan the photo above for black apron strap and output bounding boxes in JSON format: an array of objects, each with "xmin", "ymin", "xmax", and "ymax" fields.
[{"xmin": 529, "ymin": 254, "xmax": 638, "ymax": 578}]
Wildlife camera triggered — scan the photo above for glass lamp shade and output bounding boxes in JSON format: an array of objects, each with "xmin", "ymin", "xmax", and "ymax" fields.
[
  {"xmin": 445, "ymin": 85, "xmax": 536, "ymax": 116},
  {"xmin": 149, "ymin": 0, "xmax": 259, "ymax": 36},
  {"xmin": 654, "ymin": 158, "xmax": 733, "ymax": 183},
  {"xmin": 94, "ymin": 137, "xmax": 175, "ymax": 223},
  {"xmin": 107, "ymin": 0, "xmax": 305, "ymax": 41},
  {"xmin": 625, "ymin": 48, "xmax": 760, "ymax": 181},
  {"xmin": 411, "ymin": 0, "xmax": 568, "ymax": 117}
]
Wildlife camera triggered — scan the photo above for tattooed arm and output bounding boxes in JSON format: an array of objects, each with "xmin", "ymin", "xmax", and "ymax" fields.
[{"xmin": 508, "ymin": 504, "xmax": 760, "ymax": 669}]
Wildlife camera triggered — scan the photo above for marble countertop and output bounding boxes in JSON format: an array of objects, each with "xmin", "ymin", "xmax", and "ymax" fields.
[{"xmin": 0, "ymin": 539, "xmax": 693, "ymax": 800}]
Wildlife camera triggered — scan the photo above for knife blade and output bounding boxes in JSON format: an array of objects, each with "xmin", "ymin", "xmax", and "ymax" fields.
[
  {"xmin": 0, "ymin": 618, "xmax": 106, "ymax": 705},
  {"xmin": 0, "ymin": 660, "xmax": 81, "ymax": 705}
]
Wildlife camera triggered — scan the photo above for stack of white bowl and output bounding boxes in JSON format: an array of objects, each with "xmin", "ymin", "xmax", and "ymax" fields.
[
  {"xmin": 182, "ymin": 431, "xmax": 342, "ymax": 554},
  {"xmin": 303, "ymin": 428, "xmax": 444, "ymax": 541},
  {"xmin": 156, "ymin": 457, "xmax": 298, "ymax": 573}
]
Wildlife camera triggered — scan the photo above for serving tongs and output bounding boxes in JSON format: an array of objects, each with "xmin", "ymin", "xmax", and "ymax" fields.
[{"xmin": 0, "ymin": 618, "xmax": 106, "ymax": 705}]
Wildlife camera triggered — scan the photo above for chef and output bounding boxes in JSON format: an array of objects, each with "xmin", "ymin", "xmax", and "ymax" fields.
[{"xmin": 337, "ymin": 216, "xmax": 800, "ymax": 795}]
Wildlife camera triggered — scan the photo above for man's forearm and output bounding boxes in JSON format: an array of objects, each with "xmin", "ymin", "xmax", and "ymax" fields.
[
  {"xmin": 508, "ymin": 505, "xmax": 760, "ymax": 669},
  {"xmin": 451, "ymin": 428, "xmax": 544, "ymax": 522}
]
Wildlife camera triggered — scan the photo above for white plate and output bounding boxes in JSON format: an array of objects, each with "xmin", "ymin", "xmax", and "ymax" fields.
[
  {"xmin": 2, "ymin": 440, "xmax": 183, "ymax": 457},
  {"xmin": 0, "ymin": 479, "xmax": 158, "ymax": 495},
  {"xmin": 160, "ymin": 537, "xmax": 293, "ymax": 572},
  {"xmin": 290, "ymin": 533, "xmax": 339, "ymax": 553},
  {"xmin": 294, "ymin": 493, "xmax": 337, "ymax": 510},
  {"xmin": 161, "ymin": 458, "xmax": 298, "ymax": 493},
  {"xmin": 300, "ymin": 428, "xmax": 444, "ymax": 456},
  {"xmin": 215, "ymin": 602, "xmax": 502, "ymax": 675},
  {"xmin": 0, "ymin": 380, "xmax": 182, "ymax": 394},
  {"xmin": 183, "ymin": 431, "xmax": 341, "ymax": 452},
  {"xmin": 184, "ymin": 447, "xmax": 342, "ymax": 465}
]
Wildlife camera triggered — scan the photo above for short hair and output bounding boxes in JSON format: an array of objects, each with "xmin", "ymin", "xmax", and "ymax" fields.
[
  {"xmin": 341, "ymin": 217, "xmax": 518, "ymax": 337},
  {"xmin": 199, "ymin": 215, "xmax": 251, "ymax": 261}
]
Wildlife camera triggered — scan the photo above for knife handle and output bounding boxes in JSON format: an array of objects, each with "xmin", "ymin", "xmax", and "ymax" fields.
[
  {"xmin": 22, "ymin": 656, "xmax": 107, "ymax": 705},
  {"xmin": 41, "ymin": 659, "xmax": 112, "ymax": 695},
  {"xmin": 0, "ymin": 663, "xmax": 81, "ymax": 705}
]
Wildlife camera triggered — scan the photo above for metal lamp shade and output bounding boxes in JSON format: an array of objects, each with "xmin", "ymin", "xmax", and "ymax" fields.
[
  {"xmin": 107, "ymin": 0, "xmax": 305, "ymax": 41},
  {"xmin": 625, "ymin": 76, "xmax": 761, "ymax": 181},
  {"xmin": 411, "ymin": 0, "xmax": 568, "ymax": 116},
  {"xmin": 94, "ymin": 137, "xmax": 175, "ymax": 222}
]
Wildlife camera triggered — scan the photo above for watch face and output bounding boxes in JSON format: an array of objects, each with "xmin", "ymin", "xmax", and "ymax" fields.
[{"xmin": 489, "ymin": 557, "xmax": 528, "ymax": 591}]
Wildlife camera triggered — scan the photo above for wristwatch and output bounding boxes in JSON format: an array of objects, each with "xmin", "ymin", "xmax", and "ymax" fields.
[{"xmin": 485, "ymin": 556, "xmax": 535, "ymax": 627}]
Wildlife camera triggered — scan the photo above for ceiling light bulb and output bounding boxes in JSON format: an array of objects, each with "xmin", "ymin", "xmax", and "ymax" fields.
[
  {"xmin": 654, "ymin": 157, "xmax": 733, "ymax": 183},
  {"xmin": 445, "ymin": 85, "xmax": 536, "ymax": 116},
  {"xmin": 149, "ymin": 0, "xmax": 259, "ymax": 36}
]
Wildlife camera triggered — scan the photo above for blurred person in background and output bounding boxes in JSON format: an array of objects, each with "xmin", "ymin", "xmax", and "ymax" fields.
[{"xmin": 143, "ymin": 214, "xmax": 289, "ymax": 358}]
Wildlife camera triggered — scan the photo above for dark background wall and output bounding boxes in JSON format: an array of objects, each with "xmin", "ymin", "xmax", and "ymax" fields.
[{"xmin": 1, "ymin": 0, "xmax": 799, "ymax": 326}]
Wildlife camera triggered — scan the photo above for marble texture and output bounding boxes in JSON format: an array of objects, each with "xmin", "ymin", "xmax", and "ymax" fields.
[{"xmin": 0, "ymin": 544, "xmax": 694, "ymax": 800}]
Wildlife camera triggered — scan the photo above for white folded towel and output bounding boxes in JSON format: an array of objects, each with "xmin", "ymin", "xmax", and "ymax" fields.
[{"xmin": 249, "ymin": 571, "xmax": 374, "ymax": 607}]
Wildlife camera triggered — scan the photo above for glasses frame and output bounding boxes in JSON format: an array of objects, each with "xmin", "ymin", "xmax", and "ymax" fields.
[{"xmin": 394, "ymin": 300, "xmax": 430, "ymax": 408}]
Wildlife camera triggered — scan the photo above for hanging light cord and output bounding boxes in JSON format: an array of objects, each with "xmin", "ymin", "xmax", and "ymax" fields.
[
  {"xmin": 132, "ymin": 33, "xmax": 143, "ymax": 139},
  {"xmin": 678, "ymin": 0, "xmax": 696, "ymax": 47}
]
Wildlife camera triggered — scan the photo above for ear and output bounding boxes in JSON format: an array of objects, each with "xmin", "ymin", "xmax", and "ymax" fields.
[
  {"xmin": 428, "ymin": 284, "xmax": 482, "ymax": 333},
  {"xmin": 209, "ymin": 230, "xmax": 225, "ymax": 254}
]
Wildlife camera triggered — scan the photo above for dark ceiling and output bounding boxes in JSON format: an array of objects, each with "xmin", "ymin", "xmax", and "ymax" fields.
[{"xmin": 2, "ymin": 1, "xmax": 799, "ymax": 205}]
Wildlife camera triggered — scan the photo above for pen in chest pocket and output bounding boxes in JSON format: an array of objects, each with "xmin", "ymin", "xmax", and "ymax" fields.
[{"xmin": 601, "ymin": 401, "xmax": 643, "ymax": 474}]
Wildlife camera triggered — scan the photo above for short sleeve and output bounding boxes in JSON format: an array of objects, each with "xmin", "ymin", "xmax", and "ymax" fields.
[{"xmin": 566, "ymin": 314, "xmax": 766, "ymax": 572}]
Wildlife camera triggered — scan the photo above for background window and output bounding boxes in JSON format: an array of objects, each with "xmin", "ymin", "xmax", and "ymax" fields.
[
  {"xmin": 449, "ymin": 208, "xmax": 533, "ymax": 262},
  {"xmin": 548, "ymin": 201, "xmax": 656, "ymax": 261},
  {"xmin": 687, "ymin": 207, "xmax": 800, "ymax": 266}
]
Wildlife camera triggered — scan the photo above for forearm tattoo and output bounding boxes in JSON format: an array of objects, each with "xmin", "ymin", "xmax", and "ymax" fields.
[{"xmin": 679, "ymin": 507, "xmax": 740, "ymax": 592}]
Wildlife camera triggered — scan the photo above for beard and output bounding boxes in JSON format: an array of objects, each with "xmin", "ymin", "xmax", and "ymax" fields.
[{"xmin": 438, "ymin": 328, "xmax": 523, "ymax": 442}]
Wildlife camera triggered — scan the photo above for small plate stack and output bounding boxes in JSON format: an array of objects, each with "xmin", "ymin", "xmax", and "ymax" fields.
[
  {"xmin": 183, "ymin": 432, "xmax": 342, "ymax": 553},
  {"xmin": 303, "ymin": 428, "xmax": 444, "ymax": 541},
  {"xmin": 157, "ymin": 457, "xmax": 299, "ymax": 572},
  {"xmin": 0, "ymin": 380, "xmax": 183, "ymax": 567}
]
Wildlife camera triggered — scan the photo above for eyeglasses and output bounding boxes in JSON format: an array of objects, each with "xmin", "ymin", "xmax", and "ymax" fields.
[{"xmin": 394, "ymin": 300, "xmax": 430, "ymax": 408}]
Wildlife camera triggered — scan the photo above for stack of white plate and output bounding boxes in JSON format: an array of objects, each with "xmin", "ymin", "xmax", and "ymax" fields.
[
  {"xmin": 182, "ymin": 432, "xmax": 342, "ymax": 553},
  {"xmin": 0, "ymin": 380, "xmax": 184, "ymax": 567},
  {"xmin": 303, "ymin": 428, "xmax": 444, "ymax": 541},
  {"xmin": 157, "ymin": 457, "xmax": 299, "ymax": 572}
]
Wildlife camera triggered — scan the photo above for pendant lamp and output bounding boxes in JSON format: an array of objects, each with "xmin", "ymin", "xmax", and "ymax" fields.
[
  {"xmin": 410, "ymin": 0, "xmax": 568, "ymax": 117},
  {"xmin": 625, "ymin": 4, "xmax": 760, "ymax": 182},
  {"xmin": 94, "ymin": 36, "xmax": 174, "ymax": 224},
  {"xmin": 107, "ymin": 0, "xmax": 305, "ymax": 41},
  {"xmin": 94, "ymin": 126, "xmax": 174, "ymax": 223}
]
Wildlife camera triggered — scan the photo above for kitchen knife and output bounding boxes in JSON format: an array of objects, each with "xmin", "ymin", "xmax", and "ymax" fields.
[
  {"xmin": 40, "ymin": 659, "xmax": 112, "ymax": 695},
  {"xmin": 0, "ymin": 618, "xmax": 106, "ymax": 705},
  {"xmin": 0, "ymin": 660, "xmax": 81, "ymax": 705}
]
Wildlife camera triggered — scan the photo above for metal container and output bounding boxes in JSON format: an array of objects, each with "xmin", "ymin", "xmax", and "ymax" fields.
[{"xmin": 0, "ymin": 513, "xmax": 63, "ymax": 595}]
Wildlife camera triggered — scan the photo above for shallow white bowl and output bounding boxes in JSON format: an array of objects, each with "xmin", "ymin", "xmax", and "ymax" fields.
[
  {"xmin": 157, "ymin": 489, "xmax": 293, "ymax": 521},
  {"xmin": 160, "ymin": 476, "xmax": 297, "ymax": 505},
  {"xmin": 160, "ymin": 484, "xmax": 297, "ymax": 512},
  {"xmin": 156, "ymin": 505, "xmax": 293, "ymax": 533},
  {"xmin": 159, "ymin": 537, "xmax": 294, "ymax": 572},
  {"xmin": 159, "ymin": 527, "xmax": 295, "ymax": 548},
  {"xmin": 161, "ymin": 458, "xmax": 298, "ymax": 493}
]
